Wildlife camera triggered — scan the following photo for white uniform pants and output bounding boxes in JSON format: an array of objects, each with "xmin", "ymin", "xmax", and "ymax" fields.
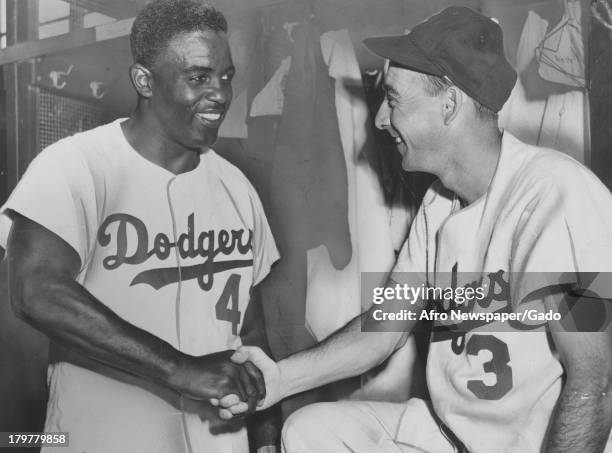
[{"xmin": 281, "ymin": 398, "xmax": 457, "ymax": 453}]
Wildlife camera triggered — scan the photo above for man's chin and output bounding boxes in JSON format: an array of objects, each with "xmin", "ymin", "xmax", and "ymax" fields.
[{"xmin": 193, "ymin": 132, "xmax": 219, "ymax": 149}]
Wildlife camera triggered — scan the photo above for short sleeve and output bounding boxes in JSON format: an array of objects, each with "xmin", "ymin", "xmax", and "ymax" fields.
[
  {"xmin": 1, "ymin": 140, "xmax": 97, "ymax": 267},
  {"xmin": 511, "ymin": 174, "xmax": 612, "ymax": 308},
  {"xmin": 248, "ymin": 185, "xmax": 279, "ymax": 286},
  {"xmin": 391, "ymin": 202, "xmax": 428, "ymax": 286}
]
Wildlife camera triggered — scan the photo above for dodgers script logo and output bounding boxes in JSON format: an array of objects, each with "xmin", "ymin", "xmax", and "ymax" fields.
[
  {"xmin": 97, "ymin": 213, "xmax": 253, "ymax": 291},
  {"xmin": 428, "ymin": 263, "xmax": 611, "ymax": 401}
]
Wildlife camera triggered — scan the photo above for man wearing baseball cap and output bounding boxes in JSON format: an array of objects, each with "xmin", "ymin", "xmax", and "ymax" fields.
[{"xmin": 215, "ymin": 6, "xmax": 612, "ymax": 452}]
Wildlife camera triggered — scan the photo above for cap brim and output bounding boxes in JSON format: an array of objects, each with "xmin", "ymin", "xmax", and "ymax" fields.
[{"xmin": 363, "ymin": 35, "xmax": 443, "ymax": 77}]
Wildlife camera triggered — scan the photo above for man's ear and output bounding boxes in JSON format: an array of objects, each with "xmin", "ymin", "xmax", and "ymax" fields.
[
  {"xmin": 129, "ymin": 63, "xmax": 153, "ymax": 98},
  {"xmin": 442, "ymin": 86, "xmax": 463, "ymax": 125}
]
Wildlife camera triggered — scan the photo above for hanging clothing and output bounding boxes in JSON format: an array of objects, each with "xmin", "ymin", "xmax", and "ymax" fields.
[
  {"xmin": 218, "ymin": 21, "xmax": 259, "ymax": 138},
  {"xmin": 269, "ymin": 19, "xmax": 351, "ymax": 268},
  {"xmin": 219, "ymin": 89, "xmax": 248, "ymax": 139},
  {"xmin": 499, "ymin": 6, "xmax": 586, "ymax": 163},
  {"xmin": 250, "ymin": 56, "xmax": 292, "ymax": 117},
  {"xmin": 499, "ymin": 11, "xmax": 549, "ymax": 147},
  {"xmin": 306, "ymin": 29, "xmax": 410, "ymax": 341},
  {"xmin": 538, "ymin": 90, "xmax": 586, "ymax": 160},
  {"xmin": 255, "ymin": 18, "xmax": 352, "ymax": 361},
  {"xmin": 536, "ymin": 0, "xmax": 585, "ymax": 88}
]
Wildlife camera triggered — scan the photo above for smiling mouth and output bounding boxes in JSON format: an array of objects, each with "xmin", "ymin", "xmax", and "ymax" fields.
[{"xmin": 196, "ymin": 112, "xmax": 224, "ymax": 124}]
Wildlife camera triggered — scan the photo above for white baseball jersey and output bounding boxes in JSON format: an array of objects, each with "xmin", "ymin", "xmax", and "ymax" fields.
[
  {"xmin": 392, "ymin": 132, "xmax": 612, "ymax": 452},
  {"xmin": 1, "ymin": 119, "xmax": 279, "ymax": 453}
]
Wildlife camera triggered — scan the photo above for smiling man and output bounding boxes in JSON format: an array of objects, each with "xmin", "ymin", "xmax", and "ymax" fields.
[
  {"xmin": 216, "ymin": 6, "xmax": 612, "ymax": 453},
  {"xmin": 1, "ymin": 1, "xmax": 279, "ymax": 452}
]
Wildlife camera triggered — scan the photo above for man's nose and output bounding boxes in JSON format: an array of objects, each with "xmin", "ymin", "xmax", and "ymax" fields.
[
  {"xmin": 206, "ymin": 80, "xmax": 232, "ymax": 106},
  {"xmin": 374, "ymin": 101, "xmax": 390, "ymax": 131}
]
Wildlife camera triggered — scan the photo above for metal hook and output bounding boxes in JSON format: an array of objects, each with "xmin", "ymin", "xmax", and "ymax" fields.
[
  {"xmin": 89, "ymin": 81, "xmax": 106, "ymax": 99},
  {"xmin": 283, "ymin": 21, "xmax": 299, "ymax": 42},
  {"xmin": 49, "ymin": 64, "xmax": 74, "ymax": 90}
]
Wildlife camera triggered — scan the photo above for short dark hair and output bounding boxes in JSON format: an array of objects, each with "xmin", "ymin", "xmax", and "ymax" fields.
[
  {"xmin": 130, "ymin": 0, "xmax": 228, "ymax": 68},
  {"xmin": 419, "ymin": 73, "xmax": 498, "ymax": 122}
]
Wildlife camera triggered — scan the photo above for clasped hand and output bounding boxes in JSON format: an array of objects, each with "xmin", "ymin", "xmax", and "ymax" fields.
[
  {"xmin": 171, "ymin": 349, "xmax": 267, "ymax": 416},
  {"xmin": 208, "ymin": 346, "xmax": 281, "ymax": 420}
]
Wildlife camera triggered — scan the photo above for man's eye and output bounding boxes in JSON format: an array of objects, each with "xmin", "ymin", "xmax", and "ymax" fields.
[
  {"xmin": 190, "ymin": 74, "xmax": 209, "ymax": 82},
  {"xmin": 221, "ymin": 73, "xmax": 234, "ymax": 82}
]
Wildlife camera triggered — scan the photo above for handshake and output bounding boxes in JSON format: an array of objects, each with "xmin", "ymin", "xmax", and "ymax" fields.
[{"xmin": 170, "ymin": 346, "xmax": 281, "ymax": 420}]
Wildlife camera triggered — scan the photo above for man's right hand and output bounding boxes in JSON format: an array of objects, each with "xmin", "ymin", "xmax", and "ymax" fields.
[
  {"xmin": 212, "ymin": 346, "xmax": 282, "ymax": 419},
  {"xmin": 170, "ymin": 349, "xmax": 265, "ymax": 413}
]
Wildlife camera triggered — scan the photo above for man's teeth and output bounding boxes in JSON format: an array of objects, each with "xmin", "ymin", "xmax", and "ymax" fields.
[{"xmin": 198, "ymin": 112, "xmax": 222, "ymax": 121}]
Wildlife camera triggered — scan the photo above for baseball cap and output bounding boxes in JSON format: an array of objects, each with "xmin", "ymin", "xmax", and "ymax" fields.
[{"xmin": 363, "ymin": 6, "xmax": 517, "ymax": 112}]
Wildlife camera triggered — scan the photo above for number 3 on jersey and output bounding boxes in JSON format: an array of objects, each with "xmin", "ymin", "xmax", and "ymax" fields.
[
  {"xmin": 466, "ymin": 334, "xmax": 513, "ymax": 400},
  {"xmin": 215, "ymin": 274, "xmax": 241, "ymax": 335}
]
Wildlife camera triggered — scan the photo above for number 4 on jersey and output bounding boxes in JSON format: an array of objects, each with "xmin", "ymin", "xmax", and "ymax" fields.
[{"xmin": 215, "ymin": 274, "xmax": 241, "ymax": 335}]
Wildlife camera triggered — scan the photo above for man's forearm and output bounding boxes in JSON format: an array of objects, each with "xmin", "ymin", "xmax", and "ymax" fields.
[
  {"xmin": 14, "ymin": 261, "xmax": 263, "ymax": 406},
  {"xmin": 545, "ymin": 379, "xmax": 612, "ymax": 453},
  {"xmin": 15, "ymin": 273, "xmax": 185, "ymax": 390},
  {"xmin": 277, "ymin": 311, "xmax": 413, "ymax": 399},
  {"xmin": 543, "ymin": 294, "xmax": 612, "ymax": 453}
]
